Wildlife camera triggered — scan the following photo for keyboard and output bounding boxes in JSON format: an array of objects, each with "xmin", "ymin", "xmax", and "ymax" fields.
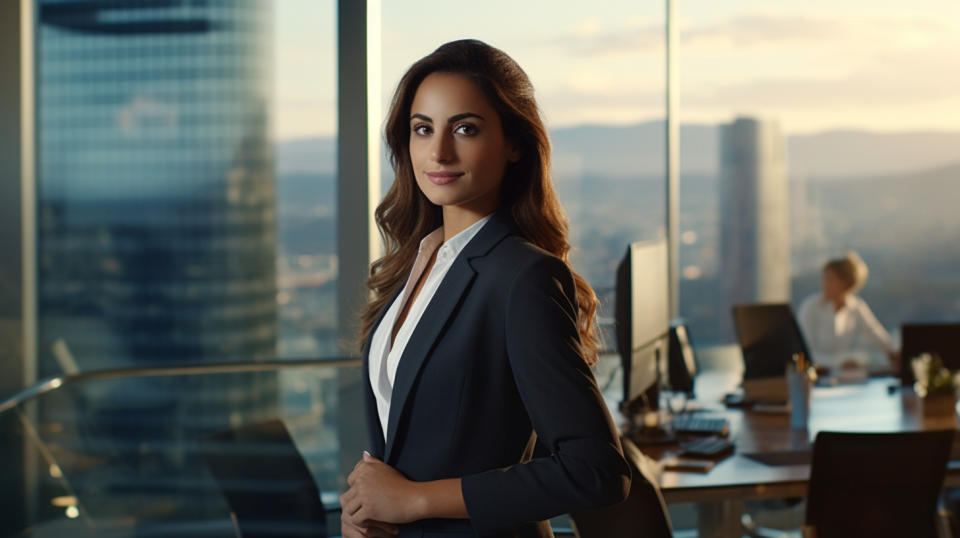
[
  {"xmin": 679, "ymin": 436, "xmax": 735, "ymax": 458},
  {"xmin": 671, "ymin": 414, "xmax": 730, "ymax": 436}
]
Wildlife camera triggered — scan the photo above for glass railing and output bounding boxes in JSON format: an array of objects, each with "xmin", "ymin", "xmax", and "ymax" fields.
[
  {"xmin": 3, "ymin": 345, "xmax": 645, "ymax": 538},
  {"xmin": 0, "ymin": 358, "xmax": 361, "ymax": 538},
  {"xmin": 1, "ymin": 354, "xmax": 613, "ymax": 537}
]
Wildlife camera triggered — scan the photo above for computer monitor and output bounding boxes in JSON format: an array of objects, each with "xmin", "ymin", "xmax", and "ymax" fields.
[
  {"xmin": 732, "ymin": 303, "xmax": 812, "ymax": 379},
  {"xmin": 900, "ymin": 323, "xmax": 960, "ymax": 385},
  {"xmin": 616, "ymin": 240, "xmax": 670, "ymax": 412}
]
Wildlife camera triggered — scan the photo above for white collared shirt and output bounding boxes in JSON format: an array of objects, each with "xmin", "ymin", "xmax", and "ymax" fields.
[
  {"xmin": 797, "ymin": 293, "xmax": 893, "ymax": 368},
  {"xmin": 369, "ymin": 214, "xmax": 493, "ymax": 442}
]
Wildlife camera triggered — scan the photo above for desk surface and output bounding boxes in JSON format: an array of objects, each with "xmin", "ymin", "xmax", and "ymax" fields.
[{"xmin": 640, "ymin": 372, "xmax": 960, "ymax": 504}]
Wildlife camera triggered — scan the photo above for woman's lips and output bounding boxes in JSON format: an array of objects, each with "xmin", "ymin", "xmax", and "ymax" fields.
[{"xmin": 426, "ymin": 171, "xmax": 464, "ymax": 185}]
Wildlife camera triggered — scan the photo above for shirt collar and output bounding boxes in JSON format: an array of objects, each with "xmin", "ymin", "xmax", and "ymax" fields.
[
  {"xmin": 819, "ymin": 293, "xmax": 860, "ymax": 312},
  {"xmin": 417, "ymin": 213, "xmax": 494, "ymax": 259}
]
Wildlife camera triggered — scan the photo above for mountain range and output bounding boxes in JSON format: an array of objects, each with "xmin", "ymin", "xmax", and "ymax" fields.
[{"xmin": 277, "ymin": 120, "xmax": 960, "ymax": 181}]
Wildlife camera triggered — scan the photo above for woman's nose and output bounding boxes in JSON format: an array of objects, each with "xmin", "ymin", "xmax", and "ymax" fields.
[{"xmin": 431, "ymin": 132, "xmax": 455, "ymax": 163}]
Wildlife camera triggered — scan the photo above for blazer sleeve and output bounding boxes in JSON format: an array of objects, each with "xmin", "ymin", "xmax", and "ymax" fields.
[{"xmin": 460, "ymin": 256, "xmax": 631, "ymax": 536}]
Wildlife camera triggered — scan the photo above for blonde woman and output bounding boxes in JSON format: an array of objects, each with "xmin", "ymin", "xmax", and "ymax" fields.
[{"xmin": 797, "ymin": 252, "xmax": 899, "ymax": 370}]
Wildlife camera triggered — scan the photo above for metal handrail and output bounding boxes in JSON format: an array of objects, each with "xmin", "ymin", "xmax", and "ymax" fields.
[{"xmin": 0, "ymin": 356, "xmax": 362, "ymax": 415}]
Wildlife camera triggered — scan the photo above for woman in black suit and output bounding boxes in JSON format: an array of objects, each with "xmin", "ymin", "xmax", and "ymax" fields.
[{"xmin": 339, "ymin": 40, "xmax": 631, "ymax": 538}]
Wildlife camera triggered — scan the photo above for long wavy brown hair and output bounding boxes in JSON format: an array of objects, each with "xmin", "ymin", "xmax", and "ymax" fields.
[{"xmin": 358, "ymin": 39, "xmax": 601, "ymax": 366}]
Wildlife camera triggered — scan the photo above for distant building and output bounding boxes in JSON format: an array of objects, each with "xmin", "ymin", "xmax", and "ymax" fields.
[
  {"xmin": 37, "ymin": 0, "xmax": 277, "ymax": 372},
  {"xmin": 719, "ymin": 117, "xmax": 791, "ymax": 336},
  {"xmin": 34, "ymin": 0, "xmax": 279, "ymax": 524}
]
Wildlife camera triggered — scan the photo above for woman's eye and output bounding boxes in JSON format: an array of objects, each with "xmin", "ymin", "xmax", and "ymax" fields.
[
  {"xmin": 412, "ymin": 124, "xmax": 431, "ymax": 136},
  {"xmin": 454, "ymin": 123, "xmax": 477, "ymax": 136}
]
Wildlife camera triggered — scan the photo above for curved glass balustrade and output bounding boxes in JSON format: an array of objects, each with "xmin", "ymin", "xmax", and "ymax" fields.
[
  {"xmin": 1, "ymin": 356, "xmax": 621, "ymax": 537},
  {"xmin": 0, "ymin": 358, "xmax": 360, "ymax": 537}
]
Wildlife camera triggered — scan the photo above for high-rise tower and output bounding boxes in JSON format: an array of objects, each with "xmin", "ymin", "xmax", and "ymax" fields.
[
  {"xmin": 719, "ymin": 117, "xmax": 791, "ymax": 337},
  {"xmin": 37, "ymin": 0, "xmax": 277, "ymax": 372}
]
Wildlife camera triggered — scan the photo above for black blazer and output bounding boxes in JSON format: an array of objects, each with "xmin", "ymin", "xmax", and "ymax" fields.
[{"xmin": 361, "ymin": 208, "xmax": 631, "ymax": 537}]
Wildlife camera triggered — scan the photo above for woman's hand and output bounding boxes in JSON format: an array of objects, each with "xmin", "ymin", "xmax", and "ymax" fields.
[
  {"xmin": 341, "ymin": 452, "xmax": 424, "ymax": 527},
  {"xmin": 340, "ymin": 507, "xmax": 399, "ymax": 538}
]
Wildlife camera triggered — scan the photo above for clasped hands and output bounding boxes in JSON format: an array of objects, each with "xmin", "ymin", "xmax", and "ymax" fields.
[{"xmin": 339, "ymin": 451, "xmax": 422, "ymax": 538}]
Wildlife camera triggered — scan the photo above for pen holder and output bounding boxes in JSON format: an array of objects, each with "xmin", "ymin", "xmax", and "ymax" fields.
[{"xmin": 787, "ymin": 370, "xmax": 812, "ymax": 429}]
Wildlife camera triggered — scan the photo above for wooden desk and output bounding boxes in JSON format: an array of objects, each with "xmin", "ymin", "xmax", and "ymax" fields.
[{"xmin": 646, "ymin": 373, "xmax": 960, "ymax": 537}]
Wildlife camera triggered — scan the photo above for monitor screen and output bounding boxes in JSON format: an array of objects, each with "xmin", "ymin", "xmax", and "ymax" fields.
[
  {"xmin": 616, "ymin": 240, "xmax": 670, "ymax": 409},
  {"xmin": 732, "ymin": 303, "xmax": 811, "ymax": 379}
]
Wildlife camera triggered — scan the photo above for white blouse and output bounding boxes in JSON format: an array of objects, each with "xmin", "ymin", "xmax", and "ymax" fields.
[
  {"xmin": 368, "ymin": 214, "xmax": 492, "ymax": 442},
  {"xmin": 796, "ymin": 293, "xmax": 893, "ymax": 368}
]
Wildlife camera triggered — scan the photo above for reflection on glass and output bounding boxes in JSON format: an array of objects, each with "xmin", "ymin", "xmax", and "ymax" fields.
[
  {"xmin": 37, "ymin": 0, "xmax": 277, "ymax": 372},
  {"xmin": 6, "ymin": 365, "xmax": 352, "ymax": 536},
  {"xmin": 30, "ymin": 2, "xmax": 290, "ymax": 535},
  {"xmin": 677, "ymin": 2, "xmax": 960, "ymax": 349}
]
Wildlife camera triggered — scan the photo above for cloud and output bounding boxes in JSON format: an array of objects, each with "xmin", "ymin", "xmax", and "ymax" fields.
[
  {"xmin": 682, "ymin": 14, "xmax": 846, "ymax": 47},
  {"xmin": 546, "ymin": 11, "xmax": 954, "ymax": 56},
  {"xmin": 547, "ymin": 21, "xmax": 664, "ymax": 56},
  {"xmin": 682, "ymin": 48, "xmax": 960, "ymax": 109},
  {"xmin": 684, "ymin": 13, "xmax": 953, "ymax": 51}
]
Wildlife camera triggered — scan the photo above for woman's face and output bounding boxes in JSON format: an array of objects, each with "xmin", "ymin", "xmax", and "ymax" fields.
[
  {"xmin": 408, "ymin": 72, "xmax": 519, "ymax": 214},
  {"xmin": 822, "ymin": 268, "xmax": 850, "ymax": 300}
]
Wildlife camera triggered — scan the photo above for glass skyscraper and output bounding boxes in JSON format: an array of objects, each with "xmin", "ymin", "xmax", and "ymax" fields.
[
  {"xmin": 33, "ymin": 0, "xmax": 282, "ymax": 525},
  {"xmin": 37, "ymin": 0, "xmax": 277, "ymax": 373},
  {"xmin": 718, "ymin": 116, "xmax": 791, "ymax": 340}
]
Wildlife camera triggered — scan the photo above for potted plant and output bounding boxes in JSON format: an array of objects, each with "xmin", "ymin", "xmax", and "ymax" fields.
[{"xmin": 911, "ymin": 353, "xmax": 959, "ymax": 416}]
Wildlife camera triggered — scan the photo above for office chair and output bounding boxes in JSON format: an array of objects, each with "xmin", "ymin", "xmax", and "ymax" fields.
[
  {"xmin": 570, "ymin": 436, "xmax": 673, "ymax": 538},
  {"xmin": 805, "ymin": 430, "xmax": 954, "ymax": 538},
  {"xmin": 667, "ymin": 321, "xmax": 697, "ymax": 395},
  {"xmin": 202, "ymin": 419, "xmax": 329, "ymax": 538}
]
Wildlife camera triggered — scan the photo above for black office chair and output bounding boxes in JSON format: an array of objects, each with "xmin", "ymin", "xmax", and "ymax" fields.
[
  {"xmin": 202, "ymin": 419, "xmax": 330, "ymax": 538},
  {"xmin": 667, "ymin": 321, "xmax": 698, "ymax": 395},
  {"xmin": 570, "ymin": 436, "xmax": 673, "ymax": 538},
  {"xmin": 805, "ymin": 430, "xmax": 954, "ymax": 538}
]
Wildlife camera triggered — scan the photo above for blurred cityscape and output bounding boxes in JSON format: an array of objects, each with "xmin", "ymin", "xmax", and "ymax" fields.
[
  {"xmin": 278, "ymin": 121, "xmax": 960, "ymax": 353},
  {"xmin": 11, "ymin": 1, "xmax": 958, "ymax": 534}
]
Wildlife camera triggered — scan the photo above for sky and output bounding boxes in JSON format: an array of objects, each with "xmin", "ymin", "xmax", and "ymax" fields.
[{"xmin": 274, "ymin": 0, "xmax": 960, "ymax": 139}]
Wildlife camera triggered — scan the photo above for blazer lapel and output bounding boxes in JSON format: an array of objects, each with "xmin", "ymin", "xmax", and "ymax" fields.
[
  {"xmin": 383, "ymin": 256, "xmax": 476, "ymax": 463},
  {"xmin": 383, "ymin": 209, "xmax": 516, "ymax": 463},
  {"xmin": 361, "ymin": 285, "xmax": 402, "ymax": 459}
]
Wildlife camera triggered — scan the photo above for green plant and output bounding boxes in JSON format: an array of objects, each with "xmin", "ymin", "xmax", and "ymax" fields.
[{"xmin": 911, "ymin": 353, "xmax": 958, "ymax": 398}]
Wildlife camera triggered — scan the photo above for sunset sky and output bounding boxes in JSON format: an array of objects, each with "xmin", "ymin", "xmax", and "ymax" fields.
[{"xmin": 274, "ymin": 0, "xmax": 960, "ymax": 139}]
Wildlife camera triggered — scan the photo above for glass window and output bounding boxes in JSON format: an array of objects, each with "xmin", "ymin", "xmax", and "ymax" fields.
[
  {"xmin": 35, "ymin": 0, "xmax": 338, "ymax": 371},
  {"xmin": 676, "ymin": 1, "xmax": 960, "ymax": 368},
  {"xmin": 381, "ymin": 0, "xmax": 667, "ymax": 350},
  {"xmin": 29, "ymin": 2, "xmax": 347, "ymax": 533},
  {"xmin": 274, "ymin": 0, "xmax": 338, "ymax": 360}
]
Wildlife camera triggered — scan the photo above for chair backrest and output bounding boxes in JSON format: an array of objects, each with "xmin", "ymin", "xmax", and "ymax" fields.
[
  {"xmin": 806, "ymin": 430, "xmax": 954, "ymax": 538},
  {"xmin": 667, "ymin": 322, "xmax": 697, "ymax": 394},
  {"xmin": 202, "ymin": 418, "xmax": 327, "ymax": 538},
  {"xmin": 732, "ymin": 303, "xmax": 812, "ymax": 379},
  {"xmin": 570, "ymin": 436, "xmax": 672, "ymax": 538}
]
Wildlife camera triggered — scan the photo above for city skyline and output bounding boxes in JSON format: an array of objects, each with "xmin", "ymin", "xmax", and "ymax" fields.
[{"xmin": 275, "ymin": 0, "xmax": 960, "ymax": 139}]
